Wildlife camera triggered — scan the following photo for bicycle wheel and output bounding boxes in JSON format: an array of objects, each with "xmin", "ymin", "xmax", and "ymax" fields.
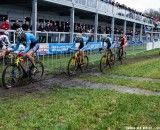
[
  {"xmin": 81, "ymin": 55, "xmax": 89, "ymax": 71},
  {"xmin": 117, "ymin": 48, "xmax": 123, "ymax": 64},
  {"xmin": 100, "ymin": 55, "xmax": 111, "ymax": 73},
  {"xmin": 2, "ymin": 64, "xmax": 22, "ymax": 89},
  {"xmin": 29, "ymin": 61, "xmax": 44, "ymax": 81},
  {"xmin": 110, "ymin": 54, "xmax": 116, "ymax": 66},
  {"xmin": 67, "ymin": 56, "xmax": 78, "ymax": 76}
]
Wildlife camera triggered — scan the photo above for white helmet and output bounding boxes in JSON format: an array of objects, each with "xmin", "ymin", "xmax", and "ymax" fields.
[
  {"xmin": 4, "ymin": 31, "xmax": 9, "ymax": 36},
  {"xmin": 16, "ymin": 28, "xmax": 24, "ymax": 38}
]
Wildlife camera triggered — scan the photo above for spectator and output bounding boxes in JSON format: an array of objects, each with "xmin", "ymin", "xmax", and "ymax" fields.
[
  {"xmin": 38, "ymin": 22, "xmax": 44, "ymax": 31},
  {"xmin": 53, "ymin": 22, "xmax": 58, "ymax": 32},
  {"xmin": 0, "ymin": 18, "xmax": 10, "ymax": 35},
  {"xmin": 0, "ymin": 18, "xmax": 10, "ymax": 30},
  {"xmin": 22, "ymin": 21, "xmax": 30, "ymax": 31},
  {"xmin": 44, "ymin": 22, "xmax": 50, "ymax": 31},
  {"xmin": 12, "ymin": 19, "xmax": 20, "ymax": 30}
]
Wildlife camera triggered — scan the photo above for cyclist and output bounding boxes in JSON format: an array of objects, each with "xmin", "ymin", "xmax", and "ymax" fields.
[
  {"xmin": 75, "ymin": 34, "xmax": 89, "ymax": 65},
  {"xmin": 102, "ymin": 35, "xmax": 112, "ymax": 49},
  {"xmin": 119, "ymin": 34, "xmax": 127, "ymax": 55},
  {"xmin": 0, "ymin": 31, "xmax": 12, "ymax": 59},
  {"xmin": 14, "ymin": 28, "xmax": 39, "ymax": 66}
]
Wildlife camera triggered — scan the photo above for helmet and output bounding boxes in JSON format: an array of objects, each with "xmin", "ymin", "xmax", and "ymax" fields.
[
  {"xmin": 16, "ymin": 28, "xmax": 24, "ymax": 38},
  {"xmin": 4, "ymin": 31, "xmax": 9, "ymax": 36}
]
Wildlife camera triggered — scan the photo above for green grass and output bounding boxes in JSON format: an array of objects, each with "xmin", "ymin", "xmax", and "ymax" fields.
[
  {"xmin": 80, "ymin": 74, "xmax": 160, "ymax": 92},
  {"xmin": 108, "ymin": 58, "xmax": 160, "ymax": 79},
  {"xmin": 0, "ymin": 88, "xmax": 159, "ymax": 129},
  {"xmin": 79, "ymin": 56, "xmax": 160, "ymax": 91}
]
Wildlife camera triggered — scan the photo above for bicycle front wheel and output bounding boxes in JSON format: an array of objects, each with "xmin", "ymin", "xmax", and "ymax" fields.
[
  {"xmin": 2, "ymin": 64, "xmax": 22, "ymax": 89},
  {"xmin": 30, "ymin": 61, "xmax": 44, "ymax": 81},
  {"xmin": 67, "ymin": 56, "xmax": 78, "ymax": 76},
  {"xmin": 100, "ymin": 55, "xmax": 111, "ymax": 73}
]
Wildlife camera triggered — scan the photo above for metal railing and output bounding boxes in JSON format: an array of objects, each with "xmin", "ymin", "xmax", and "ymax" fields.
[
  {"xmin": 0, "ymin": 29, "xmax": 155, "ymax": 44},
  {"xmin": 0, "ymin": 30, "xmax": 159, "ymax": 76}
]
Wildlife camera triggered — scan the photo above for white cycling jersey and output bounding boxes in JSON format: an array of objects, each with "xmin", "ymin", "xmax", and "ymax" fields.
[{"xmin": 0, "ymin": 35, "xmax": 11, "ymax": 49}]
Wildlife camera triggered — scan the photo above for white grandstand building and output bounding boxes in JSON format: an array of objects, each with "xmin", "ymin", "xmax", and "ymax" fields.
[{"xmin": 0, "ymin": 0, "xmax": 156, "ymax": 47}]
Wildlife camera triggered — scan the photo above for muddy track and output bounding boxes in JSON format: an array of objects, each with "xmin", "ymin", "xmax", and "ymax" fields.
[
  {"xmin": 0, "ymin": 75, "xmax": 159, "ymax": 98},
  {"xmin": 0, "ymin": 54, "xmax": 160, "ymax": 98}
]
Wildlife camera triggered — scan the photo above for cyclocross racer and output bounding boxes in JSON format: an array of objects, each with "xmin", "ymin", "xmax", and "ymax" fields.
[
  {"xmin": 14, "ymin": 28, "xmax": 39, "ymax": 66},
  {"xmin": 75, "ymin": 34, "xmax": 89, "ymax": 65},
  {"xmin": 120, "ymin": 34, "xmax": 127, "ymax": 55},
  {"xmin": 102, "ymin": 35, "xmax": 112, "ymax": 50}
]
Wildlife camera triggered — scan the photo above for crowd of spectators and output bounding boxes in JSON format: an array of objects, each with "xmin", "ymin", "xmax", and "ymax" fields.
[
  {"xmin": 101, "ymin": 0, "xmax": 153, "ymax": 23},
  {"xmin": 0, "ymin": 17, "xmax": 141, "ymax": 36}
]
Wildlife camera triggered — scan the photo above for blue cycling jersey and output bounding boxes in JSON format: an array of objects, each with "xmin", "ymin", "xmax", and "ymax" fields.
[{"xmin": 14, "ymin": 32, "xmax": 38, "ymax": 53}]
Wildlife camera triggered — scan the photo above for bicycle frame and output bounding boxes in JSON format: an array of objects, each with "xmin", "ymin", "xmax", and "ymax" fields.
[{"xmin": 15, "ymin": 55, "xmax": 33, "ymax": 77}]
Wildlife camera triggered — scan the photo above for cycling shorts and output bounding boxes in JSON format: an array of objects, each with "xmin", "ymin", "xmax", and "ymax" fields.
[
  {"xmin": 78, "ymin": 40, "xmax": 84, "ymax": 50},
  {"xmin": 30, "ymin": 40, "xmax": 39, "ymax": 52}
]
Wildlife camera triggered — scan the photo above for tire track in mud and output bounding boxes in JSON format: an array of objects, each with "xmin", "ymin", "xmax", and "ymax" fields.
[{"xmin": 1, "ymin": 76, "xmax": 158, "ymax": 97}]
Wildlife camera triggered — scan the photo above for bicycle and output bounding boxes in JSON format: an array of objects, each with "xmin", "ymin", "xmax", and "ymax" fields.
[
  {"xmin": 100, "ymin": 48, "xmax": 115, "ymax": 73},
  {"xmin": 2, "ymin": 52, "xmax": 44, "ymax": 88},
  {"xmin": 67, "ymin": 49, "xmax": 89, "ymax": 76}
]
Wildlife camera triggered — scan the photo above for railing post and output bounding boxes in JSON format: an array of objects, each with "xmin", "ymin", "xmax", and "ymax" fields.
[
  {"xmin": 58, "ymin": 33, "xmax": 61, "ymax": 43},
  {"xmin": 132, "ymin": 22, "xmax": 136, "ymax": 41},
  {"xmin": 46, "ymin": 33, "xmax": 48, "ymax": 43},
  {"xmin": 32, "ymin": 0, "xmax": 37, "ymax": 36},
  {"xmin": 140, "ymin": 24, "xmax": 143, "ymax": 41},
  {"xmin": 70, "ymin": 7, "xmax": 75, "ymax": 43},
  {"xmin": 124, "ymin": 20, "xmax": 127, "ymax": 35},
  {"xmin": 94, "ymin": 13, "xmax": 98, "ymax": 42},
  {"xmin": 111, "ymin": 17, "xmax": 115, "ymax": 40}
]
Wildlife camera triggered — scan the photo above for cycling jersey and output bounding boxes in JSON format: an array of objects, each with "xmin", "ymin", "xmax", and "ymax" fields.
[
  {"xmin": 120, "ymin": 36, "xmax": 127, "ymax": 47},
  {"xmin": 103, "ymin": 37, "xmax": 112, "ymax": 49},
  {"xmin": 0, "ymin": 35, "xmax": 11, "ymax": 49},
  {"xmin": 79, "ymin": 36, "xmax": 89, "ymax": 50},
  {"xmin": 14, "ymin": 32, "xmax": 39, "ymax": 53},
  {"xmin": 75, "ymin": 36, "xmax": 89, "ymax": 50}
]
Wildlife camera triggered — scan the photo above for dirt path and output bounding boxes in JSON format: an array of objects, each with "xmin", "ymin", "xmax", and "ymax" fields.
[
  {"xmin": 91, "ymin": 72, "xmax": 160, "ymax": 83},
  {"xmin": 1, "ymin": 75, "xmax": 159, "ymax": 98}
]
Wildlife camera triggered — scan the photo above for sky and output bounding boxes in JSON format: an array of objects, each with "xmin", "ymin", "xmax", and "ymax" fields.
[{"xmin": 116, "ymin": 0, "xmax": 160, "ymax": 12}]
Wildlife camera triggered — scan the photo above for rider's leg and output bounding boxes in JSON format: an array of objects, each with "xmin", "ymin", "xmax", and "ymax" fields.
[
  {"xmin": 80, "ymin": 51, "xmax": 84, "ymax": 65},
  {"xmin": 0, "ymin": 49, "xmax": 8, "ymax": 59},
  {"xmin": 26, "ymin": 49, "xmax": 35, "ymax": 66},
  {"xmin": 26, "ymin": 44, "xmax": 39, "ymax": 66}
]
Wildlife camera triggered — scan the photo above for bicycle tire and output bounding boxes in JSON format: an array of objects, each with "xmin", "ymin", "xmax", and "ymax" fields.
[
  {"xmin": 110, "ymin": 54, "xmax": 116, "ymax": 66},
  {"xmin": 67, "ymin": 56, "xmax": 78, "ymax": 76},
  {"xmin": 2, "ymin": 64, "xmax": 22, "ymax": 89},
  {"xmin": 81, "ymin": 55, "xmax": 89, "ymax": 70},
  {"xmin": 100, "ymin": 55, "xmax": 111, "ymax": 73},
  {"xmin": 117, "ymin": 48, "xmax": 123, "ymax": 64},
  {"xmin": 29, "ymin": 61, "xmax": 44, "ymax": 81}
]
